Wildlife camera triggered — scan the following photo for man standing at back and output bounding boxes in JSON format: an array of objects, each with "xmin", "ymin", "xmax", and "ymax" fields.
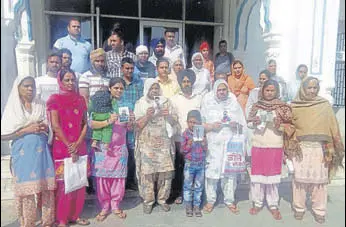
[
  {"xmin": 214, "ymin": 40, "xmax": 235, "ymax": 71},
  {"xmin": 164, "ymin": 29, "xmax": 186, "ymax": 68},
  {"xmin": 54, "ymin": 18, "xmax": 92, "ymax": 74}
]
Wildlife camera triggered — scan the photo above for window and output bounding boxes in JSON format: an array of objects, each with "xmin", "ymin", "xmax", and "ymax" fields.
[
  {"xmin": 186, "ymin": 0, "xmax": 223, "ymax": 23},
  {"xmin": 142, "ymin": 0, "xmax": 182, "ymax": 20},
  {"xmin": 45, "ymin": 0, "xmax": 91, "ymax": 13},
  {"xmin": 96, "ymin": 0, "xmax": 138, "ymax": 16}
]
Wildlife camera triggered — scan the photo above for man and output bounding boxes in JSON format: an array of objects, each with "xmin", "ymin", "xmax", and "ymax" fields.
[
  {"xmin": 53, "ymin": 18, "xmax": 92, "ymax": 74},
  {"xmin": 148, "ymin": 38, "xmax": 166, "ymax": 67},
  {"xmin": 35, "ymin": 51, "xmax": 61, "ymax": 102},
  {"xmin": 163, "ymin": 29, "xmax": 186, "ymax": 68},
  {"xmin": 106, "ymin": 29, "xmax": 136, "ymax": 78},
  {"xmin": 156, "ymin": 58, "xmax": 180, "ymax": 98},
  {"xmin": 170, "ymin": 69, "xmax": 203, "ymax": 204},
  {"xmin": 79, "ymin": 48, "xmax": 110, "ymax": 102},
  {"xmin": 57, "ymin": 48, "xmax": 81, "ymax": 79},
  {"xmin": 79, "ymin": 48, "xmax": 110, "ymax": 195},
  {"xmin": 266, "ymin": 59, "xmax": 289, "ymax": 102},
  {"xmin": 214, "ymin": 40, "xmax": 235, "ymax": 70},
  {"xmin": 134, "ymin": 45, "xmax": 156, "ymax": 81},
  {"xmin": 119, "ymin": 57, "xmax": 144, "ymax": 190}
]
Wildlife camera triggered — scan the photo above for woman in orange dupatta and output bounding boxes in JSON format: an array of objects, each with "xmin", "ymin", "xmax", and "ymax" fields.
[{"xmin": 227, "ymin": 60, "xmax": 256, "ymax": 114}]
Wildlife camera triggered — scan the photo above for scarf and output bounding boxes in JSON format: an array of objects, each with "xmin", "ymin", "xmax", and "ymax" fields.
[{"xmin": 291, "ymin": 77, "xmax": 344, "ymax": 179}]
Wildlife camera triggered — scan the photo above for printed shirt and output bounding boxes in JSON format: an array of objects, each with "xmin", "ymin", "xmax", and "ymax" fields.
[
  {"xmin": 106, "ymin": 50, "xmax": 136, "ymax": 78},
  {"xmin": 181, "ymin": 129, "xmax": 207, "ymax": 163},
  {"xmin": 53, "ymin": 35, "xmax": 92, "ymax": 74}
]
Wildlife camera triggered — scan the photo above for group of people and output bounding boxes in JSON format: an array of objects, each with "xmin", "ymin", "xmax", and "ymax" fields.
[{"xmin": 1, "ymin": 18, "xmax": 344, "ymax": 227}]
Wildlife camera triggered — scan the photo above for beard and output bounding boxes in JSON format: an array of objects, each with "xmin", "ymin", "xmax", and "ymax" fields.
[
  {"xmin": 155, "ymin": 50, "xmax": 164, "ymax": 58},
  {"xmin": 181, "ymin": 86, "xmax": 192, "ymax": 94}
]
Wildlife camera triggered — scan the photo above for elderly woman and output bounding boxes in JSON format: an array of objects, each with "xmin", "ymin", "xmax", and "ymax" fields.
[
  {"xmin": 134, "ymin": 45, "xmax": 157, "ymax": 81},
  {"xmin": 247, "ymin": 80, "xmax": 293, "ymax": 220},
  {"xmin": 168, "ymin": 58, "xmax": 184, "ymax": 83},
  {"xmin": 289, "ymin": 77, "xmax": 344, "ymax": 224},
  {"xmin": 200, "ymin": 41, "xmax": 215, "ymax": 82},
  {"xmin": 91, "ymin": 77, "xmax": 135, "ymax": 221},
  {"xmin": 190, "ymin": 52, "xmax": 211, "ymax": 96},
  {"xmin": 134, "ymin": 78, "xmax": 179, "ymax": 214},
  {"xmin": 201, "ymin": 79, "xmax": 246, "ymax": 214},
  {"xmin": 289, "ymin": 64, "xmax": 308, "ymax": 102},
  {"xmin": 1, "ymin": 76, "xmax": 56, "ymax": 227},
  {"xmin": 228, "ymin": 60, "xmax": 256, "ymax": 114},
  {"xmin": 47, "ymin": 69, "xmax": 89, "ymax": 226}
]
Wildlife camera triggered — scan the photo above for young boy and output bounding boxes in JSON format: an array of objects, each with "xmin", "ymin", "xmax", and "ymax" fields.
[
  {"xmin": 181, "ymin": 110, "xmax": 208, "ymax": 217},
  {"xmin": 89, "ymin": 90, "xmax": 113, "ymax": 150}
]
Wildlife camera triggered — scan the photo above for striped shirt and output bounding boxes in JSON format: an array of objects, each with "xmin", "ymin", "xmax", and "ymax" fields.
[
  {"xmin": 106, "ymin": 50, "xmax": 136, "ymax": 78},
  {"xmin": 78, "ymin": 71, "xmax": 110, "ymax": 97}
]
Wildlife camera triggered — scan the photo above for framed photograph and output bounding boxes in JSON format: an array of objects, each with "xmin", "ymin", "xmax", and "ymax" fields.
[
  {"xmin": 118, "ymin": 106, "xmax": 130, "ymax": 123},
  {"xmin": 221, "ymin": 110, "xmax": 231, "ymax": 124},
  {"xmin": 153, "ymin": 96, "xmax": 163, "ymax": 114},
  {"xmin": 193, "ymin": 125, "xmax": 204, "ymax": 142}
]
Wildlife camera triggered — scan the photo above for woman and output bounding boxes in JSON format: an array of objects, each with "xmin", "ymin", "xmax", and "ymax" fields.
[
  {"xmin": 289, "ymin": 77, "xmax": 344, "ymax": 224},
  {"xmin": 190, "ymin": 52, "xmax": 211, "ymax": 96},
  {"xmin": 228, "ymin": 60, "xmax": 256, "ymax": 114},
  {"xmin": 200, "ymin": 41, "xmax": 215, "ymax": 82},
  {"xmin": 201, "ymin": 79, "xmax": 246, "ymax": 214},
  {"xmin": 134, "ymin": 45, "xmax": 156, "ymax": 81},
  {"xmin": 247, "ymin": 80, "xmax": 293, "ymax": 220},
  {"xmin": 289, "ymin": 64, "xmax": 308, "ymax": 102},
  {"xmin": 245, "ymin": 70, "xmax": 271, "ymax": 118},
  {"xmin": 266, "ymin": 59, "xmax": 289, "ymax": 102},
  {"xmin": 47, "ymin": 69, "xmax": 89, "ymax": 226},
  {"xmin": 1, "ymin": 76, "xmax": 56, "ymax": 227},
  {"xmin": 91, "ymin": 77, "xmax": 134, "ymax": 221},
  {"xmin": 134, "ymin": 78, "xmax": 179, "ymax": 214},
  {"xmin": 168, "ymin": 58, "xmax": 184, "ymax": 83}
]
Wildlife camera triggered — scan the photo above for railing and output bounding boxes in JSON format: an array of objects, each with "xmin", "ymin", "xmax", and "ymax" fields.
[{"xmin": 332, "ymin": 32, "xmax": 345, "ymax": 107}]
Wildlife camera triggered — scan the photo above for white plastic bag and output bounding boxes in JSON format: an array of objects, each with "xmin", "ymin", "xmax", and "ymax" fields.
[{"xmin": 64, "ymin": 155, "xmax": 89, "ymax": 194}]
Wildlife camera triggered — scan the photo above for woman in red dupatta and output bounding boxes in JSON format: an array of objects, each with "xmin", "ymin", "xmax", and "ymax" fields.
[
  {"xmin": 228, "ymin": 60, "xmax": 256, "ymax": 114},
  {"xmin": 47, "ymin": 69, "xmax": 90, "ymax": 226}
]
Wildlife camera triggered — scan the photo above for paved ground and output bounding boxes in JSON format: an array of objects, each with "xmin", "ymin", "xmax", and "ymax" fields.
[{"xmin": 1, "ymin": 183, "xmax": 345, "ymax": 227}]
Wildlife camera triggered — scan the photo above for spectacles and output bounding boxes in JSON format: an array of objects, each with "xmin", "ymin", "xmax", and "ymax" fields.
[{"xmin": 138, "ymin": 52, "xmax": 149, "ymax": 55}]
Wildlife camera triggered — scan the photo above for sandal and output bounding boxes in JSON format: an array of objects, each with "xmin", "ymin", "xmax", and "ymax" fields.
[
  {"xmin": 143, "ymin": 204, "xmax": 153, "ymax": 214},
  {"xmin": 293, "ymin": 211, "xmax": 305, "ymax": 220},
  {"xmin": 186, "ymin": 205, "xmax": 193, "ymax": 217},
  {"xmin": 95, "ymin": 211, "xmax": 109, "ymax": 222},
  {"xmin": 312, "ymin": 212, "xmax": 325, "ymax": 224},
  {"xmin": 175, "ymin": 196, "xmax": 183, "ymax": 204},
  {"xmin": 203, "ymin": 203, "xmax": 214, "ymax": 213},
  {"xmin": 227, "ymin": 204, "xmax": 240, "ymax": 215},
  {"xmin": 249, "ymin": 206, "xmax": 261, "ymax": 215},
  {"xmin": 71, "ymin": 218, "xmax": 90, "ymax": 226},
  {"xmin": 270, "ymin": 209, "xmax": 282, "ymax": 220},
  {"xmin": 194, "ymin": 206, "xmax": 203, "ymax": 217},
  {"xmin": 113, "ymin": 209, "xmax": 127, "ymax": 219}
]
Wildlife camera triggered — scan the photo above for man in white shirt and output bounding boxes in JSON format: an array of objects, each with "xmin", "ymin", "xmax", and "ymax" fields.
[
  {"xmin": 164, "ymin": 29, "xmax": 186, "ymax": 68},
  {"xmin": 35, "ymin": 51, "xmax": 62, "ymax": 102}
]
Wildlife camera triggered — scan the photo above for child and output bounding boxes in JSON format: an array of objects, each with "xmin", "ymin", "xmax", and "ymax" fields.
[
  {"xmin": 89, "ymin": 90, "xmax": 113, "ymax": 150},
  {"xmin": 181, "ymin": 110, "xmax": 208, "ymax": 217}
]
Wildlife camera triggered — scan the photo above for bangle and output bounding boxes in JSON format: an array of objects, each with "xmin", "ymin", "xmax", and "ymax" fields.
[{"xmin": 15, "ymin": 130, "xmax": 21, "ymax": 137}]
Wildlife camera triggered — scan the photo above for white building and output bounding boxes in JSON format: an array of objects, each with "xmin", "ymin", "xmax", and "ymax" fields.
[{"xmin": 1, "ymin": 0, "xmax": 345, "ymax": 198}]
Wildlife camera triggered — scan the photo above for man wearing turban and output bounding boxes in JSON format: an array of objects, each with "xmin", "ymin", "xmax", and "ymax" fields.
[
  {"xmin": 148, "ymin": 38, "xmax": 166, "ymax": 66},
  {"xmin": 169, "ymin": 69, "xmax": 203, "ymax": 204}
]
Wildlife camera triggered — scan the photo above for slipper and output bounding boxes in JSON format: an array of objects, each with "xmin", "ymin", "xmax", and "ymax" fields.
[
  {"xmin": 95, "ymin": 212, "xmax": 109, "ymax": 222},
  {"xmin": 249, "ymin": 206, "xmax": 261, "ymax": 215},
  {"xmin": 227, "ymin": 204, "xmax": 240, "ymax": 215},
  {"xmin": 312, "ymin": 212, "xmax": 325, "ymax": 224},
  {"xmin": 113, "ymin": 209, "xmax": 127, "ymax": 219},
  {"xmin": 270, "ymin": 209, "xmax": 282, "ymax": 220},
  {"xmin": 203, "ymin": 203, "xmax": 214, "ymax": 213},
  {"xmin": 175, "ymin": 196, "xmax": 183, "ymax": 204},
  {"xmin": 293, "ymin": 211, "xmax": 305, "ymax": 220},
  {"xmin": 70, "ymin": 218, "xmax": 90, "ymax": 226}
]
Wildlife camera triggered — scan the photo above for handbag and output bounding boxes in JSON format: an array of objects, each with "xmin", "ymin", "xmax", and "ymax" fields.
[
  {"xmin": 64, "ymin": 155, "xmax": 89, "ymax": 194},
  {"xmin": 221, "ymin": 125, "xmax": 247, "ymax": 176}
]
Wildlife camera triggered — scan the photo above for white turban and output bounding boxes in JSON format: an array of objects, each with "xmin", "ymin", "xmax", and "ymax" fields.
[{"xmin": 136, "ymin": 45, "xmax": 148, "ymax": 55}]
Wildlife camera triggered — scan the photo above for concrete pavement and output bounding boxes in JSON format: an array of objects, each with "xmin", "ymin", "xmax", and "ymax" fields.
[{"xmin": 1, "ymin": 183, "xmax": 345, "ymax": 227}]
